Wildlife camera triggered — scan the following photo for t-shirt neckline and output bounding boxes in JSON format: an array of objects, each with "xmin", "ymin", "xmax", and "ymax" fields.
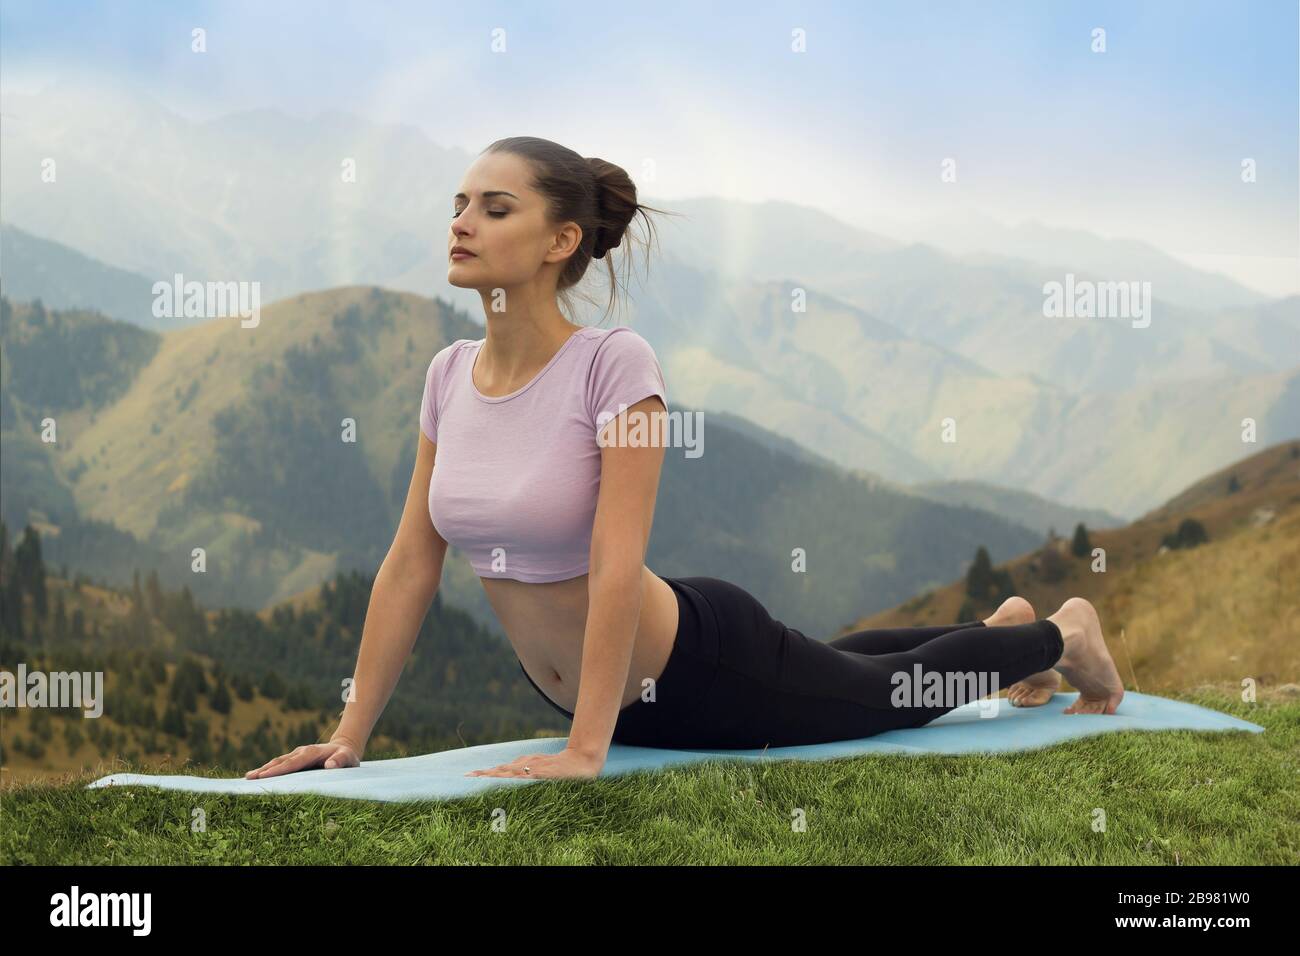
[{"xmin": 469, "ymin": 329, "xmax": 585, "ymax": 403}]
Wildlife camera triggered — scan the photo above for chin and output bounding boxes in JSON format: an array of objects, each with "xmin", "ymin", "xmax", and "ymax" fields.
[{"xmin": 446, "ymin": 269, "xmax": 476, "ymax": 289}]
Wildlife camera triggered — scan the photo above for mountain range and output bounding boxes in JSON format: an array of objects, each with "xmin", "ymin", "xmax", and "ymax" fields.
[{"xmin": 3, "ymin": 83, "xmax": 1295, "ymax": 517}]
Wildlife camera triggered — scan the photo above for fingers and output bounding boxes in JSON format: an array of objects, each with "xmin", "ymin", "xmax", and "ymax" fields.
[
  {"xmin": 465, "ymin": 754, "xmax": 546, "ymax": 778},
  {"xmin": 245, "ymin": 746, "xmax": 314, "ymax": 779},
  {"xmin": 324, "ymin": 748, "xmax": 357, "ymax": 769},
  {"xmin": 245, "ymin": 754, "xmax": 290, "ymax": 778},
  {"xmin": 467, "ymin": 765, "xmax": 517, "ymax": 778},
  {"xmin": 252, "ymin": 754, "xmax": 305, "ymax": 779}
]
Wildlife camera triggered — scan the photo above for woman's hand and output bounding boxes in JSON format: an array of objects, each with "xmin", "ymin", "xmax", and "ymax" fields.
[
  {"xmin": 465, "ymin": 746, "xmax": 604, "ymax": 779},
  {"xmin": 244, "ymin": 740, "xmax": 361, "ymax": 779}
]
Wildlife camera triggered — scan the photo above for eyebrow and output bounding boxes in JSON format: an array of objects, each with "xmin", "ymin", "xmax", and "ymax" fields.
[{"xmin": 453, "ymin": 190, "xmax": 520, "ymax": 201}]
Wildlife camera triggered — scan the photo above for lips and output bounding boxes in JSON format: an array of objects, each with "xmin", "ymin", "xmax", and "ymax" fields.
[{"xmin": 450, "ymin": 247, "xmax": 476, "ymax": 258}]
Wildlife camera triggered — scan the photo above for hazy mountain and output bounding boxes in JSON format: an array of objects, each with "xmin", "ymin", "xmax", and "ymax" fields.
[
  {"xmin": 0, "ymin": 224, "xmax": 164, "ymax": 328},
  {"xmin": 4, "ymin": 85, "xmax": 1296, "ymax": 520},
  {"xmin": 903, "ymin": 479, "xmax": 1126, "ymax": 539},
  {"xmin": 629, "ymin": 256, "xmax": 1299, "ymax": 516},
  {"xmin": 650, "ymin": 204, "xmax": 1297, "ymax": 394},
  {"xmin": 874, "ymin": 210, "xmax": 1270, "ymax": 311},
  {"xmin": 0, "ymin": 83, "xmax": 470, "ymax": 308},
  {"xmin": 5, "ymin": 85, "xmax": 1287, "ymax": 390}
]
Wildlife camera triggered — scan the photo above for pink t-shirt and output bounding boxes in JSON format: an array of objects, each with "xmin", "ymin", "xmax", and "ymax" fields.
[{"xmin": 419, "ymin": 325, "xmax": 668, "ymax": 583}]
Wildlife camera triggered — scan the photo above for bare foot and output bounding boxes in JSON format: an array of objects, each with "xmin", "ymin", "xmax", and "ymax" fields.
[
  {"xmin": 1048, "ymin": 597, "xmax": 1125, "ymax": 715},
  {"xmin": 1008, "ymin": 667, "xmax": 1062, "ymax": 707},
  {"xmin": 982, "ymin": 595, "xmax": 1035, "ymax": 628},
  {"xmin": 983, "ymin": 597, "xmax": 1063, "ymax": 707}
]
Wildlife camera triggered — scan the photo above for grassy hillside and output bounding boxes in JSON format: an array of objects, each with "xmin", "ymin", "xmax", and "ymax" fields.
[
  {"xmin": 0, "ymin": 288, "xmax": 482, "ymax": 610},
  {"xmin": 846, "ymin": 440, "xmax": 1300, "ymax": 694}
]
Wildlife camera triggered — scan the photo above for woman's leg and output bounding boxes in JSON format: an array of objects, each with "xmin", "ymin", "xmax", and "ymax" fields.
[
  {"xmin": 828, "ymin": 597, "xmax": 1040, "ymax": 656},
  {"xmin": 678, "ymin": 577, "xmax": 1066, "ymax": 749},
  {"xmin": 827, "ymin": 619, "xmax": 986, "ymax": 655}
]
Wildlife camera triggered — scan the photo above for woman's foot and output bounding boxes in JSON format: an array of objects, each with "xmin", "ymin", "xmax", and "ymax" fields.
[
  {"xmin": 1007, "ymin": 666, "xmax": 1063, "ymax": 707},
  {"xmin": 982, "ymin": 595, "xmax": 1035, "ymax": 628},
  {"xmin": 1047, "ymin": 597, "xmax": 1125, "ymax": 715},
  {"xmin": 983, "ymin": 597, "xmax": 1063, "ymax": 707}
]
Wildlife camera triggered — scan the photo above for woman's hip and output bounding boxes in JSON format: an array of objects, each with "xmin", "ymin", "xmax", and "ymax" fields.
[
  {"xmin": 612, "ymin": 574, "xmax": 791, "ymax": 746},
  {"xmin": 610, "ymin": 576, "xmax": 725, "ymax": 743}
]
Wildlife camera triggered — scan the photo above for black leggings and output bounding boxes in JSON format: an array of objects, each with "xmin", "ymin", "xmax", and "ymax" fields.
[{"xmin": 519, "ymin": 575, "xmax": 1065, "ymax": 750}]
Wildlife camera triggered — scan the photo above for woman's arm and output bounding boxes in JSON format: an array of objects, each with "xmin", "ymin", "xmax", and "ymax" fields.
[
  {"xmin": 566, "ymin": 396, "xmax": 668, "ymax": 762},
  {"xmin": 332, "ymin": 430, "xmax": 447, "ymax": 755}
]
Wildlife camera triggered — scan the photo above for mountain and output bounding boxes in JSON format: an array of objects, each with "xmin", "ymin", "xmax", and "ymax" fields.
[
  {"xmin": 904, "ymin": 479, "xmax": 1125, "ymax": 539},
  {"xmin": 634, "ymin": 256, "xmax": 1300, "ymax": 516},
  {"xmin": 0, "ymin": 84, "xmax": 472, "ymax": 309},
  {"xmin": 873, "ymin": 211, "xmax": 1271, "ymax": 312},
  {"xmin": 846, "ymin": 440, "xmax": 1300, "ymax": 693},
  {"xmin": 648, "ymin": 200, "xmax": 1295, "ymax": 395},
  {"xmin": 0, "ymin": 288, "xmax": 482, "ymax": 609},
  {"xmin": 5, "ymin": 86, "xmax": 1289, "ymax": 392},
  {"xmin": 0, "ymin": 225, "xmax": 168, "ymax": 329},
  {"xmin": 4, "ymin": 86, "xmax": 1296, "ymax": 520}
]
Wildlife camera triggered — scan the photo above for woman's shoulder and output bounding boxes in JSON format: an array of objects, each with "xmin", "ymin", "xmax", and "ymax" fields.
[
  {"xmin": 423, "ymin": 339, "xmax": 479, "ymax": 399},
  {"xmin": 430, "ymin": 337, "xmax": 478, "ymax": 369},
  {"xmin": 578, "ymin": 324, "xmax": 658, "ymax": 358}
]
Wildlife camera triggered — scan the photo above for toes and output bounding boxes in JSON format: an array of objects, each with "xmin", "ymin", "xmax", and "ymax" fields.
[{"xmin": 1066, "ymin": 697, "xmax": 1112, "ymax": 714}]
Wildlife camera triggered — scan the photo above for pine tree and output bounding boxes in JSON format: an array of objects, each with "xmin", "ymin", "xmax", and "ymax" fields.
[
  {"xmin": 956, "ymin": 599, "xmax": 976, "ymax": 623},
  {"xmin": 15, "ymin": 526, "xmax": 47, "ymax": 619},
  {"xmin": 966, "ymin": 547, "xmax": 994, "ymax": 599},
  {"xmin": 210, "ymin": 678, "xmax": 232, "ymax": 715},
  {"xmin": 145, "ymin": 570, "xmax": 164, "ymax": 616}
]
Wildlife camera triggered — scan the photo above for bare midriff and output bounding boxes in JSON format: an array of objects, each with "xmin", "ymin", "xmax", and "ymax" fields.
[{"xmin": 482, "ymin": 566, "xmax": 680, "ymax": 714}]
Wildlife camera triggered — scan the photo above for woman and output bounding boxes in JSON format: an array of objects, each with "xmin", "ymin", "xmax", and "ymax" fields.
[{"xmin": 246, "ymin": 137, "xmax": 1124, "ymax": 783}]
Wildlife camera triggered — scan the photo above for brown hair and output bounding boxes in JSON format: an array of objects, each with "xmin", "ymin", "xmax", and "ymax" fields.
[{"xmin": 481, "ymin": 136, "xmax": 679, "ymax": 324}]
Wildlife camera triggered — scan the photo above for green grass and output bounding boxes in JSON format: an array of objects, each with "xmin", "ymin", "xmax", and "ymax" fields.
[{"xmin": 3, "ymin": 690, "xmax": 1296, "ymax": 865}]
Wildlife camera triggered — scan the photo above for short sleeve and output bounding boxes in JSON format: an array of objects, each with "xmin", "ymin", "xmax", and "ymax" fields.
[
  {"xmin": 420, "ymin": 342, "xmax": 458, "ymax": 443},
  {"xmin": 585, "ymin": 327, "xmax": 667, "ymax": 438}
]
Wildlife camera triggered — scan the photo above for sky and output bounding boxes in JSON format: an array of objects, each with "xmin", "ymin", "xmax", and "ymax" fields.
[{"xmin": 2, "ymin": 0, "xmax": 1297, "ymax": 294}]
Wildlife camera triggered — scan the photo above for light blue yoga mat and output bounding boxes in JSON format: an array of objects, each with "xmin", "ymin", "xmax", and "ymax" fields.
[{"xmin": 85, "ymin": 692, "xmax": 1264, "ymax": 804}]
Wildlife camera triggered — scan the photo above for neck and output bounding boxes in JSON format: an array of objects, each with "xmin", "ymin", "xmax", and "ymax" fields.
[{"xmin": 474, "ymin": 287, "xmax": 580, "ymax": 381}]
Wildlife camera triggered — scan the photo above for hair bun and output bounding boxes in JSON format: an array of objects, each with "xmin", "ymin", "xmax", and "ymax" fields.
[{"xmin": 587, "ymin": 157, "xmax": 631, "ymax": 259}]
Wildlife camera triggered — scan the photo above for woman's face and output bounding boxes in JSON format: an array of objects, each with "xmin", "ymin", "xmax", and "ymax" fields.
[{"xmin": 447, "ymin": 152, "xmax": 581, "ymax": 290}]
